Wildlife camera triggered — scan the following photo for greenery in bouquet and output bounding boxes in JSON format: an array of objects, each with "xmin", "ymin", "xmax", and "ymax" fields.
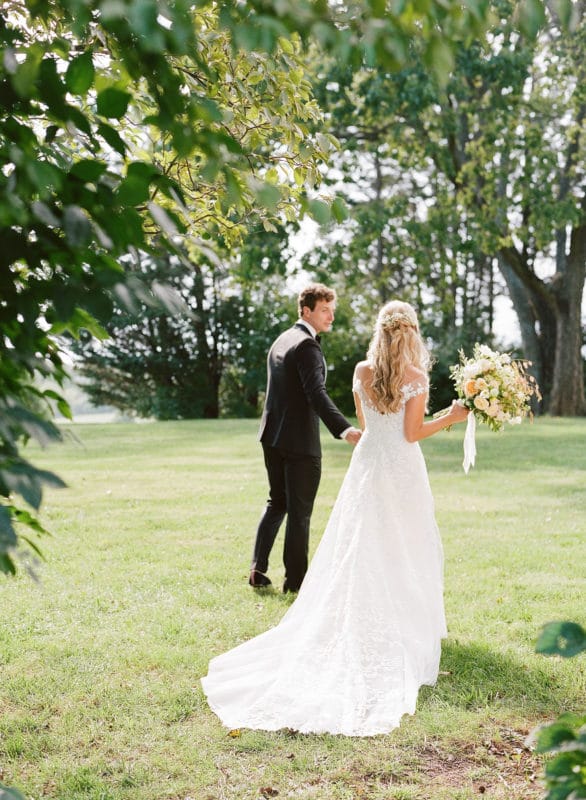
[{"xmin": 450, "ymin": 344, "xmax": 541, "ymax": 432}]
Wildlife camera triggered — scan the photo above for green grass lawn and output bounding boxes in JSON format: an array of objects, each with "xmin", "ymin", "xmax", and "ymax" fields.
[{"xmin": 0, "ymin": 417, "xmax": 584, "ymax": 800}]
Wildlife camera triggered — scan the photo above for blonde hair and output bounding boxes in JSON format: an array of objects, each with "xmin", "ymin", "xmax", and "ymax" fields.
[{"xmin": 366, "ymin": 301, "xmax": 431, "ymax": 413}]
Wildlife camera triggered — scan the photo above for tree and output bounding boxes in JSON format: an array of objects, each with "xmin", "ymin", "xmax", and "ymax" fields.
[
  {"xmin": 303, "ymin": 3, "xmax": 586, "ymax": 415},
  {"xmin": 75, "ymin": 226, "xmax": 298, "ymax": 420},
  {"xmin": 429, "ymin": 4, "xmax": 586, "ymax": 415}
]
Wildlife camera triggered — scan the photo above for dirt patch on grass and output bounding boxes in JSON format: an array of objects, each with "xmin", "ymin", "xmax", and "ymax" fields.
[
  {"xmin": 419, "ymin": 727, "xmax": 541, "ymax": 797},
  {"xmin": 330, "ymin": 726, "xmax": 544, "ymax": 799}
]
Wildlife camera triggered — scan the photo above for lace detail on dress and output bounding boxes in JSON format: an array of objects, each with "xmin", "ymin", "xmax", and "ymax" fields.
[
  {"xmin": 202, "ymin": 371, "xmax": 445, "ymax": 737},
  {"xmin": 401, "ymin": 380, "xmax": 428, "ymax": 402}
]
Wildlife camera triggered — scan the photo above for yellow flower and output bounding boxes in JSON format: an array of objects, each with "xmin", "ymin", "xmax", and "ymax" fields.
[
  {"xmin": 464, "ymin": 379, "xmax": 478, "ymax": 397},
  {"xmin": 474, "ymin": 396, "xmax": 490, "ymax": 411}
]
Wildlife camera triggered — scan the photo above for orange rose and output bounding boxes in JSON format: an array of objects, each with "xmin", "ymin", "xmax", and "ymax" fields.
[{"xmin": 464, "ymin": 379, "xmax": 477, "ymax": 397}]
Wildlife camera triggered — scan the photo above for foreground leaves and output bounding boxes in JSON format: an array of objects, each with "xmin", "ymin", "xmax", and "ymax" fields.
[
  {"xmin": 533, "ymin": 622, "xmax": 586, "ymax": 800},
  {"xmin": 537, "ymin": 622, "xmax": 586, "ymax": 659}
]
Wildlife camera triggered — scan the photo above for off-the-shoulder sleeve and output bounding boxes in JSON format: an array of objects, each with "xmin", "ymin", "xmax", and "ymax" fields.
[{"xmin": 401, "ymin": 380, "xmax": 428, "ymax": 401}]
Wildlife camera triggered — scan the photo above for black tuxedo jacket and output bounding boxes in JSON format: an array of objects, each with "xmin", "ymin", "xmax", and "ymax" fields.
[{"xmin": 258, "ymin": 323, "xmax": 351, "ymax": 457}]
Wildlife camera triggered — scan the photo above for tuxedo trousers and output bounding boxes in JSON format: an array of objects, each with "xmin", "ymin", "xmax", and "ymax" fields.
[{"xmin": 251, "ymin": 444, "xmax": 321, "ymax": 591}]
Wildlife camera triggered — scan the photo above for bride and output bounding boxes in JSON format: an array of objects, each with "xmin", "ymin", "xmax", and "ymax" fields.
[{"xmin": 201, "ymin": 300, "xmax": 469, "ymax": 736}]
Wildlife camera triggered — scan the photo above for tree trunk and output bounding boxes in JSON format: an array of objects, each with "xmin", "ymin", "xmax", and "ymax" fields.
[
  {"xmin": 498, "ymin": 228, "xmax": 586, "ymax": 416},
  {"xmin": 192, "ymin": 263, "xmax": 220, "ymax": 418},
  {"xmin": 496, "ymin": 252, "xmax": 554, "ymax": 410},
  {"xmin": 548, "ymin": 220, "xmax": 586, "ymax": 415}
]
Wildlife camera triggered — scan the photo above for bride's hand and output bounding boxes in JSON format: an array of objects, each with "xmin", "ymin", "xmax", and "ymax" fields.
[{"xmin": 449, "ymin": 400, "xmax": 470, "ymax": 424}]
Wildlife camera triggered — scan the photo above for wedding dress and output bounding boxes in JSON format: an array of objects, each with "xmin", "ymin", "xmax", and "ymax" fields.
[{"xmin": 201, "ymin": 378, "xmax": 447, "ymax": 736}]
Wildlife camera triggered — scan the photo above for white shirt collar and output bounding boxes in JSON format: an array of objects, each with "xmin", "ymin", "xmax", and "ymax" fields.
[{"xmin": 297, "ymin": 320, "xmax": 317, "ymax": 338}]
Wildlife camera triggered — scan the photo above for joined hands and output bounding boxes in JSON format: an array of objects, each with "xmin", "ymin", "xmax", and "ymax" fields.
[{"xmin": 345, "ymin": 427, "xmax": 362, "ymax": 445}]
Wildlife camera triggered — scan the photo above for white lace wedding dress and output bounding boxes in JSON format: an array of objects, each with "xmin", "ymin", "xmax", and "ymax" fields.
[{"xmin": 201, "ymin": 378, "xmax": 447, "ymax": 736}]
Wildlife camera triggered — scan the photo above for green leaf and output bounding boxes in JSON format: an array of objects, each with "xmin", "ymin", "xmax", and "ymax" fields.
[
  {"xmin": 116, "ymin": 175, "xmax": 151, "ymax": 205},
  {"xmin": 83, "ymin": 290, "xmax": 114, "ymax": 322},
  {"xmin": 43, "ymin": 389, "xmax": 73, "ymax": 421},
  {"xmin": 51, "ymin": 307, "xmax": 109, "ymax": 339},
  {"xmin": 223, "ymin": 167, "xmax": 243, "ymax": 206},
  {"xmin": 38, "ymin": 57, "xmax": 67, "ymax": 112},
  {"xmin": 536, "ymin": 621, "xmax": 586, "ymax": 658},
  {"xmin": 544, "ymin": 751, "xmax": 586, "ymax": 777},
  {"xmin": 14, "ymin": 506, "xmax": 52, "ymax": 539},
  {"xmin": 112, "ymin": 282, "xmax": 140, "ymax": 314},
  {"xmin": 0, "ymin": 554, "xmax": 17, "ymax": 576},
  {"xmin": 515, "ymin": 0, "xmax": 547, "ymax": 38},
  {"xmin": 128, "ymin": 0, "xmax": 164, "ymax": 47},
  {"xmin": 331, "ymin": 196, "xmax": 348, "ymax": 222},
  {"xmin": 103, "ymin": 207, "xmax": 145, "ymax": 248},
  {"xmin": 18, "ymin": 535, "xmax": 46, "ymax": 559},
  {"xmin": 151, "ymin": 281, "xmax": 189, "ymax": 315},
  {"xmin": 45, "ymin": 124, "xmax": 59, "ymax": 144},
  {"xmin": 0, "ymin": 404, "xmax": 63, "ymax": 449},
  {"xmin": 127, "ymin": 162, "xmax": 159, "ymax": 181},
  {"xmin": 151, "ymin": 174, "xmax": 185, "ymax": 205},
  {"xmin": 51, "ymin": 284, "xmax": 77, "ymax": 321},
  {"xmin": 12, "ymin": 46, "xmax": 43, "ymax": 98},
  {"xmin": 98, "ymin": 122, "xmax": 127, "ymax": 155},
  {"xmin": 193, "ymin": 97, "xmax": 223, "ymax": 123},
  {"xmin": 551, "ymin": 0, "xmax": 572, "ymax": 27},
  {"xmin": 148, "ymin": 202, "xmax": 180, "ymax": 235},
  {"xmin": 535, "ymin": 721, "xmax": 578, "ymax": 753},
  {"xmin": 97, "ymin": 87, "xmax": 131, "ymax": 119},
  {"xmin": 31, "ymin": 201, "xmax": 60, "ymax": 227},
  {"xmin": 65, "ymin": 50, "xmax": 95, "ymax": 94},
  {"xmin": 98, "ymin": 0, "xmax": 127, "ymax": 22},
  {"xmin": 253, "ymin": 182, "xmax": 281, "ymax": 212},
  {"xmin": 423, "ymin": 35, "xmax": 455, "ymax": 87},
  {"xmin": 70, "ymin": 159, "xmax": 108, "ymax": 182},
  {"xmin": 66, "ymin": 105, "xmax": 93, "ymax": 135},
  {"xmin": 307, "ymin": 198, "xmax": 331, "ymax": 225},
  {"xmin": 0, "ymin": 463, "xmax": 65, "ymax": 511},
  {"xmin": 0, "ymin": 782, "xmax": 26, "ymax": 799},
  {"xmin": 368, "ymin": 0, "xmax": 386, "ymax": 16},
  {"xmin": 25, "ymin": 161, "xmax": 63, "ymax": 194},
  {"xmin": 0, "ymin": 507, "xmax": 18, "ymax": 551},
  {"xmin": 63, "ymin": 205, "xmax": 91, "ymax": 247}
]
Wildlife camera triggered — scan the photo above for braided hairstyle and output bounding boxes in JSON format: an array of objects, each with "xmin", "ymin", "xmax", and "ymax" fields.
[{"xmin": 366, "ymin": 301, "xmax": 431, "ymax": 413}]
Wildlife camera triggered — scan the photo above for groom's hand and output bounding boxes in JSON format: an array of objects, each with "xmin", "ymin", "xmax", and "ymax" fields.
[{"xmin": 343, "ymin": 427, "xmax": 362, "ymax": 445}]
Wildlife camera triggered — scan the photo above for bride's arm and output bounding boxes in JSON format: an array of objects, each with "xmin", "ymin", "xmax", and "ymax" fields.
[
  {"xmin": 404, "ymin": 392, "xmax": 468, "ymax": 442},
  {"xmin": 353, "ymin": 391, "xmax": 365, "ymax": 430}
]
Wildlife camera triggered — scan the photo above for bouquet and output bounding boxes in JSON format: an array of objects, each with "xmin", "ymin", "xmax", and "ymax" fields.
[{"xmin": 444, "ymin": 344, "xmax": 541, "ymax": 472}]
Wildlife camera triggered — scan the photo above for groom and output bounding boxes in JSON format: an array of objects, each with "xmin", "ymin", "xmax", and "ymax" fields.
[{"xmin": 249, "ymin": 283, "xmax": 362, "ymax": 593}]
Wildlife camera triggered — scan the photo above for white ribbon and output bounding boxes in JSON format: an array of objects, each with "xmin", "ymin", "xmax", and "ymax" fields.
[{"xmin": 463, "ymin": 413, "xmax": 476, "ymax": 474}]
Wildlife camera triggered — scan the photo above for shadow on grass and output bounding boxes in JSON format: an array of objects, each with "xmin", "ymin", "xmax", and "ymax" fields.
[{"xmin": 425, "ymin": 638, "xmax": 580, "ymax": 715}]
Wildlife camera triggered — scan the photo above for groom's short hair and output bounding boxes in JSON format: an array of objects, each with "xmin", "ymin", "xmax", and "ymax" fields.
[{"xmin": 298, "ymin": 283, "xmax": 336, "ymax": 316}]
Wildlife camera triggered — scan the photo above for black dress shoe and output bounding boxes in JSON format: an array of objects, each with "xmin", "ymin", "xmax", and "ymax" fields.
[
  {"xmin": 249, "ymin": 570, "xmax": 272, "ymax": 587},
  {"xmin": 282, "ymin": 581, "xmax": 300, "ymax": 594}
]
